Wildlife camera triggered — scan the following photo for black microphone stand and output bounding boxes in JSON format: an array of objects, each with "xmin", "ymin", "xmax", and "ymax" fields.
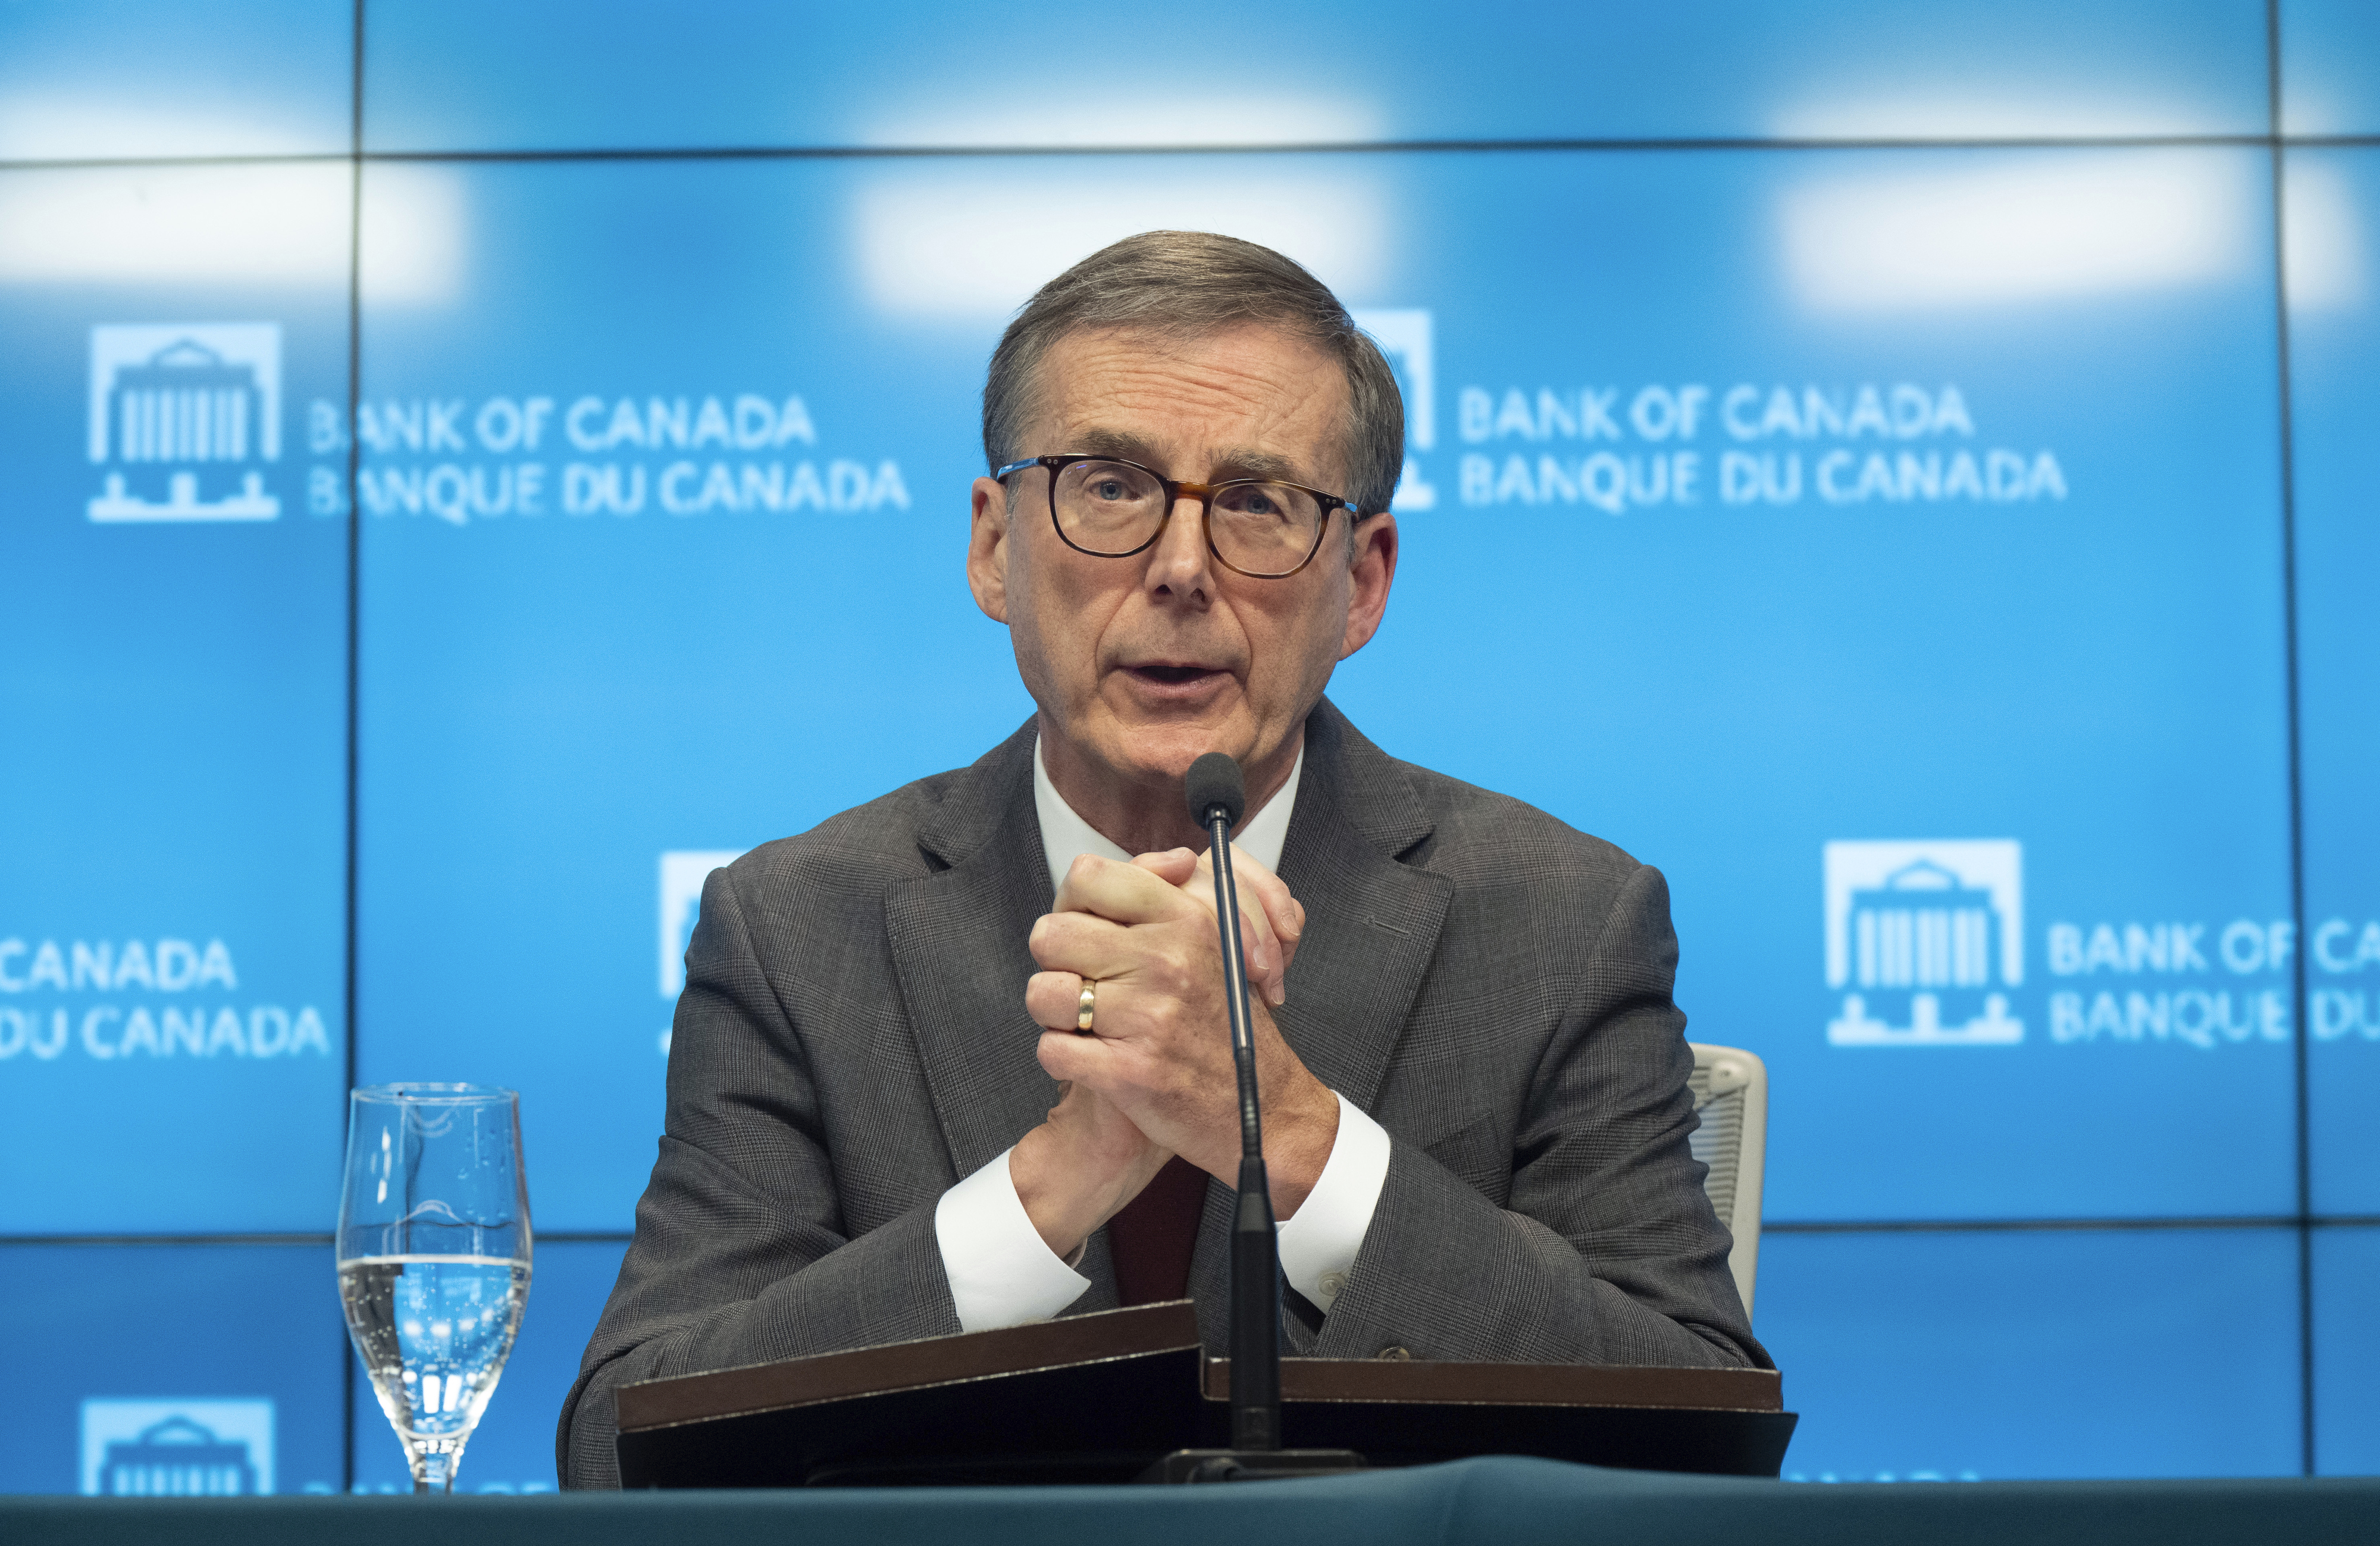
[
  {"xmin": 1207, "ymin": 774, "xmax": 1280, "ymax": 1454},
  {"xmin": 1147, "ymin": 753, "xmax": 1366, "ymax": 1484}
]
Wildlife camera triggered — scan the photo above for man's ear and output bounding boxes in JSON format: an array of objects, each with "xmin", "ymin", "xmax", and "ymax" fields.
[
  {"xmin": 1338, "ymin": 510, "xmax": 1398, "ymax": 660},
  {"xmin": 967, "ymin": 475, "xmax": 1013, "ymax": 624}
]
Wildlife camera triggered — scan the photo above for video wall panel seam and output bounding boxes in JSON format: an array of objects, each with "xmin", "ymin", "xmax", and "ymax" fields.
[
  {"xmin": 23, "ymin": 130, "xmax": 2380, "ymax": 178},
  {"xmin": 2263, "ymin": 0, "xmax": 2316, "ymax": 1480},
  {"xmin": 24, "ymin": 1219, "xmax": 2364, "ymax": 1247},
  {"xmin": 353, "ymin": 134, "xmax": 2296, "ymax": 160},
  {"xmin": 340, "ymin": 0, "xmax": 365, "ymax": 1497}
]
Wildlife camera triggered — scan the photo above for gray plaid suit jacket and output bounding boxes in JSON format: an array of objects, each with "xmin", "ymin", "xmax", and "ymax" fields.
[{"xmin": 558, "ymin": 699, "xmax": 1767, "ymax": 1488}]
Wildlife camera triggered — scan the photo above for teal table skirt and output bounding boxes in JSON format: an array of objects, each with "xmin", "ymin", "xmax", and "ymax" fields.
[{"xmin": 10, "ymin": 1456, "xmax": 2377, "ymax": 1546}]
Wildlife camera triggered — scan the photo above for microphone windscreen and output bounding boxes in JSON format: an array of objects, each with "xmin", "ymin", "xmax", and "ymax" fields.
[{"xmin": 1185, "ymin": 752, "xmax": 1247, "ymax": 829}]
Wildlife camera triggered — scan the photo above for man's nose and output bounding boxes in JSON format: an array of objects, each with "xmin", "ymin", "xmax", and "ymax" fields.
[{"xmin": 1144, "ymin": 493, "xmax": 1214, "ymax": 602}]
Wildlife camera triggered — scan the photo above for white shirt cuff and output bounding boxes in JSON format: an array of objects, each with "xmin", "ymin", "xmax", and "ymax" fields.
[
  {"xmin": 934, "ymin": 1146, "xmax": 1092, "ymax": 1333},
  {"xmin": 1276, "ymin": 1091, "xmax": 1391, "ymax": 1314}
]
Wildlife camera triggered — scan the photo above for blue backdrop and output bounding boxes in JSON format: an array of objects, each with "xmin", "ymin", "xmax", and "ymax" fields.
[{"xmin": 2, "ymin": 0, "xmax": 2375, "ymax": 1493}]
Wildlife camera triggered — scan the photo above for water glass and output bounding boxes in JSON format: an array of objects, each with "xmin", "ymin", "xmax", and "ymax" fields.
[{"xmin": 336, "ymin": 1084, "xmax": 533, "ymax": 1494}]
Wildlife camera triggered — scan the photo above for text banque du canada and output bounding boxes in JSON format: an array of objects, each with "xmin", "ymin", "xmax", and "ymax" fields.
[
  {"xmin": 1456, "ymin": 381, "xmax": 2066, "ymax": 513},
  {"xmin": 0, "ymin": 937, "xmax": 329, "ymax": 1064},
  {"xmin": 2043, "ymin": 917, "xmax": 2380, "ymax": 1049},
  {"xmin": 316, "ymin": 393, "xmax": 912, "ymax": 527}
]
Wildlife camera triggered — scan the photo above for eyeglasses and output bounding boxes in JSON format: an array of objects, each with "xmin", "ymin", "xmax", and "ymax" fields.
[{"xmin": 993, "ymin": 453, "xmax": 1363, "ymax": 580}]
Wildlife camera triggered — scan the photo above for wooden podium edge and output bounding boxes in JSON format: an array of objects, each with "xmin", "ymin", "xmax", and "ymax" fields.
[
  {"xmin": 616, "ymin": 1300, "xmax": 1202, "ymax": 1432},
  {"xmin": 617, "ymin": 1296, "xmax": 1784, "ymax": 1437},
  {"xmin": 1204, "ymin": 1357, "xmax": 1783, "ymax": 1412}
]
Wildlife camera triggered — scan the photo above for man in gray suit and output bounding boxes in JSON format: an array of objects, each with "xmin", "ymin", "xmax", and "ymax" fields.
[{"xmin": 559, "ymin": 231, "xmax": 1765, "ymax": 1488}]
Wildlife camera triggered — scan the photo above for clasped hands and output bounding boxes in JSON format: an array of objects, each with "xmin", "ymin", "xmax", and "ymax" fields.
[{"xmin": 1006, "ymin": 846, "xmax": 1341, "ymax": 1262}]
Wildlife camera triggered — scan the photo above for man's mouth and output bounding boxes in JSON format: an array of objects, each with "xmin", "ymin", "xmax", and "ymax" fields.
[{"xmin": 1126, "ymin": 662, "xmax": 1227, "ymax": 688}]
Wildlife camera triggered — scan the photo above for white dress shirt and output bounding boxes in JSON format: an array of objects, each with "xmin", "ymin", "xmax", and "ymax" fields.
[{"xmin": 932, "ymin": 737, "xmax": 1393, "ymax": 1332}]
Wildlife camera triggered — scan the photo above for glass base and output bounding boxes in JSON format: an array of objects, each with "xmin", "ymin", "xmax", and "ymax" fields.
[{"xmin": 399, "ymin": 1434, "xmax": 469, "ymax": 1494}]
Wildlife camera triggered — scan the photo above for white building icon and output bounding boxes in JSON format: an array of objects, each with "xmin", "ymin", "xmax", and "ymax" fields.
[
  {"xmin": 81, "ymin": 1400, "xmax": 274, "ymax": 1495},
  {"xmin": 1823, "ymin": 840, "xmax": 2024, "ymax": 1047},
  {"xmin": 87, "ymin": 323, "xmax": 282, "ymax": 522}
]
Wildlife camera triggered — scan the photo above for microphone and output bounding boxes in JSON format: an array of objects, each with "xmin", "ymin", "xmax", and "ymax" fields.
[
  {"xmin": 1185, "ymin": 752, "xmax": 1247, "ymax": 831},
  {"xmin": 1184, "ymin": 752, "xmax": 1280, "ymax": 1453}
]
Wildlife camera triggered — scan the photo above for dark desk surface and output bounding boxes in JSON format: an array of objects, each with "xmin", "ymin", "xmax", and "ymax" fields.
[{"xmin": 10, "ymin": 1456, "xmax": 2378, "ymax": 1546}]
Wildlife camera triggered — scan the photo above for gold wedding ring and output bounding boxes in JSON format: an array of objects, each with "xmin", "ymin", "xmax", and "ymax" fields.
[{"xmin": 1076, "ymin": 979, "xmax": 1098, "ymax": 1034}]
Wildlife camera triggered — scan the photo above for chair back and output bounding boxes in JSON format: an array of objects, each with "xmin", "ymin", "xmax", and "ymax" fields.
[{"xmin": 1686, "ymin": 1043, "xmax": 1768, "ymax": 1317}]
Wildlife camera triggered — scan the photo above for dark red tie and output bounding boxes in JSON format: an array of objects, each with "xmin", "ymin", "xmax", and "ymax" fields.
[{"xmin": 1107, "ymin": 1157, "xmax": 1210, "ymax": 1305}]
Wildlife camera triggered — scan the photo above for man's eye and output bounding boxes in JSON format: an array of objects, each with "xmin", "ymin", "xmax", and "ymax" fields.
[{"xmin": 1091, "ymin": 480, "xmax": 1128, "ymax": 500}]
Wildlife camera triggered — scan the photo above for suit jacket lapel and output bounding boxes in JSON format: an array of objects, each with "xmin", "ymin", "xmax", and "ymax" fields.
[
  {"xmin": 884, "ymin": 721, "xmax": 1064, "ymax": 1181},
  {"xmin": 1268, "ymin": 699, "xmax": 1453, "ymax": 1112}
]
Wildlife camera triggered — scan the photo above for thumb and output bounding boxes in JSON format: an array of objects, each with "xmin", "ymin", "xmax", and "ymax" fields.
[{"xmin": 1131, "ymin": 847, "xmax": 1200, "ymax": 885}]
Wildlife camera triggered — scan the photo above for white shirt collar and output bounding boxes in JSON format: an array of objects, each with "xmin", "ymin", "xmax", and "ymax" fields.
[{"xmin": 1033, "ymin": 734, "xmax": 1304, "ymax": 898}]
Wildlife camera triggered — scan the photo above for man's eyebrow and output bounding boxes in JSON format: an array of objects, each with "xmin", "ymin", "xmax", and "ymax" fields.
[
  {"xmin": 1067, "ymin": 430, "xmax": 1311, "ymax": 487},
  {"xmin": 1071, "ymin": 427, "xmax": 1161, "ymax": 464},
  {"xmin": 1204, "ymin": 447, "xmax": 1305, "ymax": 484}
]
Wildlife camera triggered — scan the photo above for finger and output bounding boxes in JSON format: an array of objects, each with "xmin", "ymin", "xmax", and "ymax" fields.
[
  {"xmin": 1036, "ymin": 1025, "xmax": 1125, "ymax": 1088},
  {"xmin": 1025, "ymin": 969, "xmax": 1097, "ymax": 1034},
  {"xmin": 1053, "ymin": 852, "xmax": 1201, "ymax": 925},
  {"xmin": 1229, "ymin": 847, "xmax": 1302, "ymax": 944},
  {"xmin": 1189, "ymin": 846, "xmax": 1289, "ymax": 1006},
  {"xmin": 1130, "ymin": 847, "xmax": 1199, "ymax": 885},
  {"xmin": 1028, "ymin": 910, "xmax": 1139, "ymax": 980},
  {"xmin": 1223, "ymin": 844, "xmax": 1305, "ymax": 982}
]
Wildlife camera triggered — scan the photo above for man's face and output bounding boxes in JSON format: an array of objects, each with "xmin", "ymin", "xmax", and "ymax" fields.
[{"xmin": 968, "ymin": 323, "xmax": 1396, "ymax": 797}]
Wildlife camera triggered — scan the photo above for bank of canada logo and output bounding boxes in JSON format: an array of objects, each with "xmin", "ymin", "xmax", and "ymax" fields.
[
  {"xmin": 80, "ymin": 1399, "xmax": 274, "ymax": 1495},
  {"xmin": 659, "ymin": 850, "xmax": 746, "ymax": 1000},
  {"xmin": 1824, "ymin": 840, "xmax": 2024, "ymax": 1047},
  {"xmin": 88, "ymin": 323, "xmax": 282, "ymax": 522},
  {"xmin": 1349, "ymin": 309, "xmax": 1436, "ymax": 511}
]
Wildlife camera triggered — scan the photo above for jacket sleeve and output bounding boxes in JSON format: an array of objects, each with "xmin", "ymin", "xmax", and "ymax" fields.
[
  {"xmin": 1306, "ymin": 864, "xmax": 1770, "ymax": 1370},
  {"xmin": 555, "ymin": 866, "xmax": 963, "ymax": 1489}
]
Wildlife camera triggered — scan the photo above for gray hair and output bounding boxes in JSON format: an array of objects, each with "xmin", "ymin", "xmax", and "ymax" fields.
[{"xmin": 981, "ymin": 231, "xmax": 1405, "ymax": 517}]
